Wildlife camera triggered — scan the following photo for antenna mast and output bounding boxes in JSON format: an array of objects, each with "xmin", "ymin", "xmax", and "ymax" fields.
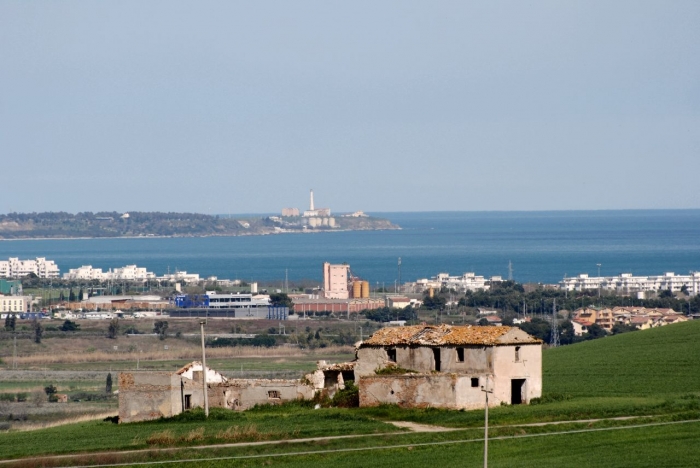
[{"xmin": 549, "ymin": 298, "xmax": 560, "ymax": 347}]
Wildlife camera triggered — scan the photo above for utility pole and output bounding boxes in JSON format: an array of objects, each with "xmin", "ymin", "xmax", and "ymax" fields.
[
  {"xmin": 199, "ymin": 320, "xmax": 209, "ymax": 418},
  {"xmin": 397, "ymin": 257, "xmax": 402, "ymax": 293},
  {"xmin": 596, "ymin": 263, "xmax": 602, "ymax": 298},
  {"xmin": 481, "ymin": 376, "xmax": 493, "ymax": 468},
  {"xmin": 508, "ymin": 260, "xmax": 513, "ymax": 281}
]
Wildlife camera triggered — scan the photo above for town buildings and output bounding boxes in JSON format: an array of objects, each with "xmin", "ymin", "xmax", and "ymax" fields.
[
  {"xmin": 0, "ymin": 295, "xmax": 29, "ymax": 315},
  {"xmin": 63, "ymin": 265, "xmax": 156, "ymax": 281},
  {"xmin": 410, "ymin": 272, "xmax": 503, "ymax": 293},
  {"xmin": 323, "ymin": 262, "xmax": 350, "ymax": 299},
  {"xmin": 561, "ymin": 272, "xmax": 700, "ymax": 296},
  {"xmin": 0, "ymin": 257, "xmax": 59, "ymax": 278},
  {"xmin": 571, "ymin": 306, "xmax": 689, "ymax": 334}
]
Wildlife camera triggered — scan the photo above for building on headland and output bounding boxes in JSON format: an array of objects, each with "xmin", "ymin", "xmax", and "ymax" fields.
[
  {"xmin": 409, "ymin": 272, "xmax": 503, "ymax": 293},
  {"xmin": 302, "ymin": 189, "xmax": 331, "ymax": 218},
  {"xmin": 560, "ymin": 272, "xmax": 700, "ymax": 296},
  {"xmin": 0, "ymin": 257, "xmax": 59, "ymax": 279},
  {"xmin": 281, "ymin": 208, "xmax": 299, "ymax": 217},
  {"xmin": 63, "ymin": 265, "xmax": 156, "ymax": 281}
]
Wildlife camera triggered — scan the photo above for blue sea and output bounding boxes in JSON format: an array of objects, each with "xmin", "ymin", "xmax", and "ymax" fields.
[{"xmin": 0, "ymin": 210, "xmax": 699, "ymax": 286}]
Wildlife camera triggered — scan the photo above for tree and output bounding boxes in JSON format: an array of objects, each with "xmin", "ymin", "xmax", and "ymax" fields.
[
  {"xmin": 59, "ymin": 320, "xmax": 80, "ymax": 332},
  {"xmin": 44, "ymin": 384, "xmax": 57, "ymax": 396},
  {"xmin": 422, "ymin": 294, "xmax": 446, "ymax": 310},
  {"xmin": 269, "ymin": 293, "xmax": 294, "ymax": 312},
  {"xmin": 31, "ymin": 389, "xmax": 47, "ymax": 407},
  {"xmin": 69, "ymin": 289, "xmax": 76, "ymax": 302},
  {"xmin": 583, "ymin": 323, "xmax": 607, "ymax": 340},
  {"xmin": 153, "ymin": 320, "xmax": 169, "ymax": 340},
  {"xmin": 107, "ymin": 318, "xmax": 120, "ymax": 339},
  {"xmin": 33, "ymin": 319, "xmax": 43, "ymax": 344},
  {"xmin": 4, "ymin": 313, "xmax": 10, "ymax": 330},
  {"xmin": 105, "ymin": 373, "xmax": 113, "ymax": 393},
  {"xmin": 8, "ymin": 314, "xmax": 16, "ymax": 331}
]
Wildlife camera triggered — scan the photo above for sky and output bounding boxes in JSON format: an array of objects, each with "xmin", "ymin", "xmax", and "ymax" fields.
[{"xmin": 1, "ymin": 1, "xmax": 699, "ymax": 214}]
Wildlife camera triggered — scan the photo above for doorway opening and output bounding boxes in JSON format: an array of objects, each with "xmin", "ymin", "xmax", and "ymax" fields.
[{"xmin": 511, "ymin": 379, "xmax": 526, "ymax": 405}]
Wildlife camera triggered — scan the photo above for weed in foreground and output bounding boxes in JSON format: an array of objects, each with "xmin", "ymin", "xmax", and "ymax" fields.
[
  {"xmin": 146, "ymin": 430, "xmax": 177, "ymax": 445},
  {"xmin": 216, "ymin": 424, "xmax": 264, "ymax": 442}
]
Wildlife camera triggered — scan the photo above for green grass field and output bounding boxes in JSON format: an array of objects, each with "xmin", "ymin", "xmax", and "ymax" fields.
[
  {"xmin": 545, "ymin": 319, "xmax": 700, "ymax": 396},
  {"xmin": 1, "ymin": 321, "xmax": 700, "ymax": 466}
]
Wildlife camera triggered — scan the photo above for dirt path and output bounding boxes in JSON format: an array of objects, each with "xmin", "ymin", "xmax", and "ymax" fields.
[
  {"xmin": 387, "ymin": 421, "xmax": 460, "ymax": 432},
  {"xmin": 0, "ymin": 415, "xmax": 691, "ymax": 467}
]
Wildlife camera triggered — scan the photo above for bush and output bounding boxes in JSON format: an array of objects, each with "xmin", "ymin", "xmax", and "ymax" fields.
[
  {"xmin": 330, "ymin": 382, "xmax": 359, "ymax": 408},
  {"xmin": 530, "ymin": 393, "xmax": 573, "ymax": 405},
  {"xmin": 375, "ymin": 366, "xmax": 417, "ymax": 375},
  {"xmin": 71, "ymin": 392, "xmax": 112, "ymax": 402}
]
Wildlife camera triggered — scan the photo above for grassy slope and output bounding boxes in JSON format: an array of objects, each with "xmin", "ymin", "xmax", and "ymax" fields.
[
  {"xmin": 544, "ymin": 320, "xmax": 700, "ymax": 397},
  {"xmin": 2, "ymin": 321, "xmax": 700, "ymax": 464}
]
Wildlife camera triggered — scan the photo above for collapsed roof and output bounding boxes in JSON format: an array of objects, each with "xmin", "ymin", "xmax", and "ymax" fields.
[{"xmin": 360, "ymin": 324, "xmax": 541, "ymax": 347}]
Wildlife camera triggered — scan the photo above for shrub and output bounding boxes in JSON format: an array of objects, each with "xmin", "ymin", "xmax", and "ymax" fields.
[
  {"xmin": 146, "ymin": 430, "xmax": 177, "ymax": 445},
  {"xmin": 330, "ymin": 381, "xmax": 359, "ymax": 408},
  {"xmin": 375, "ymin": 366, "xmax": 417, "ymax": 375},
  {"xmin": 530, "ymin": 393, "xmax": 573, "ymax": 405}
]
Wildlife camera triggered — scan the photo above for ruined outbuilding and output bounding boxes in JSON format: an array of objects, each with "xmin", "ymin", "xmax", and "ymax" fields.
[
  {"xmin": 118, "ymin": 360, "xmax": 350, "ymax": 423},
  {"xmin": 356, "ymin": 324, "xmax": 542, "ymax": 410},
  {"xmin": 119, "ymin": 325, "xmax": 542, "ymax": 422}
]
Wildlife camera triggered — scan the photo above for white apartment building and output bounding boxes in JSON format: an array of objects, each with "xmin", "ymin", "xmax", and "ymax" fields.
[
  {"xmin": 0, "ymin": 295, "xmax": 29, "ymax": 314},
  {"xmin": 63, "ymin": 265, "xmax": 108, "ymax": 280},
  {"xmin": 414, "ymin": 272, "xmax": 503, "ymax": 292},
  {"xmin": 158, "ymin": 271, "xmax": 201, "ymax": 284},
  {"xmin": 0, "ymin": 258, "xmax": 60, "ymax": 278},
  {"xmin": 560, "ymin": 272, "xmax": 700, "ymax": 296},
  {"xmin": 63, "ymin": 265, "xmax": 156, "ymax": 281}
]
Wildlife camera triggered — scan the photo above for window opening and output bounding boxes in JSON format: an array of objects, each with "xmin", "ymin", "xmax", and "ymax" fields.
[
  {"xmin": 515, "ymin": 346, "xmax": 521, "ymax": 362},
  {"xmin": 432, "ymin": 348, "xmax": 441, "ymax": 372},
  {"xmin": 387, "ymin": 348, "xmax": 397, "ymax": 362},
  {"xmin": 184, "ymin": 394, "xmax": 192, "ymax": 409},
  {"xmin": 268, "ymin": 390, "xmax": 280, "ymax": 399},
  {"xmin": 456, "ymin": 348, "xmax": 464, "ymax": 362}
]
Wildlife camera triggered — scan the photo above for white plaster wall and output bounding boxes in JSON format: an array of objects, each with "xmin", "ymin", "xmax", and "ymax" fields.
[{"xmin": 491, "ymin": 344, "xmax": 541, "ymax": 405}]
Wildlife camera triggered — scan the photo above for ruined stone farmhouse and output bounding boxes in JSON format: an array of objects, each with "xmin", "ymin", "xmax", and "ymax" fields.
[
  {"xmin": 355, "ymin": 324, "xmax": 542, "ymax": 409},
  {"xmin": 118, "ymin": 325, "xmax": 541, "ymax": 423}
]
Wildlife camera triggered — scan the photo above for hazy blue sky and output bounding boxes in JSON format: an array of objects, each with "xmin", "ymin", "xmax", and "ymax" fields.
[{"xmin": 1, "ymin": 1, "xmax": 698, "ymax": 214}]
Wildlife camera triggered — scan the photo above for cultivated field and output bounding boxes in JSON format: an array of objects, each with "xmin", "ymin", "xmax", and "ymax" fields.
[{"xmin": 1, "ymin": 320, "xmax": 699, "ymax": 466}]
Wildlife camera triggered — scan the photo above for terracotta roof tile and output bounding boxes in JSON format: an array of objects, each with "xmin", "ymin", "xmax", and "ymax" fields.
[{"xmin": 360, "ymin": 324, "xmax": 541, "ymax": 347}]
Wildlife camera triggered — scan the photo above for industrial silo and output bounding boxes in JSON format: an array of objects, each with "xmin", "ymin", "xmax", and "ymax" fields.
[
  {"xmin": 361, "ymin": 281, "xmax": 370, "ymax": 298},
  {"xmin": 352, "ymin": 281, "xmax": 362, "ymax": 299}
]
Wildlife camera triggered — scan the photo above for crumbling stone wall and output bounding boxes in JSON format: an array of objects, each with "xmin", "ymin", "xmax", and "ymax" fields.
[
  {"xmin": 118, "ymin": 372, "xmax": 182, "ymax": 423},
  {"xmin": 360, "ymin": 374, "xmax": 488, "ymax": 410}
]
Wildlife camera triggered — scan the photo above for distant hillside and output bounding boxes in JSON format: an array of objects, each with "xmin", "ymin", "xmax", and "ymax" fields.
[
  {"xmin": 0, "ymin": 212, "xmax": 399, "ymax": 239},
  {"xmin": 544, "ymin": 320, "xmax": 700, "ymax": 397}
]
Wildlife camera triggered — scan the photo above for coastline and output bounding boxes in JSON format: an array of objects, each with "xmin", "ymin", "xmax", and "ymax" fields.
[{"xmin": 0, "ymin": 226, "xmax": 402, "ymax": 242}]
